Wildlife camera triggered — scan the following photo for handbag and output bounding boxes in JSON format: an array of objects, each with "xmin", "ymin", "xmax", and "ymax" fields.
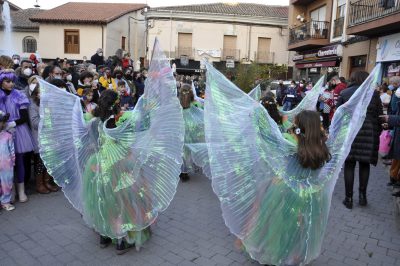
[{"xmin": 379, "ymin": 130, "xmax": 392, "ymax": 156}]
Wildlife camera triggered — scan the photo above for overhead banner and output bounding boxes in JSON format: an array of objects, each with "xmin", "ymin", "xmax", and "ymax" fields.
[{"xmin": 377, "ymin": 32, "xmax": 400, "ymax": 62}]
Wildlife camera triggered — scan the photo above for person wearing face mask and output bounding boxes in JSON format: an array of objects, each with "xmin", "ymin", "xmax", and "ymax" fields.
[
  {"xmin": 113, "ymin": 70, "xmax": 130, "ymax": 95},
  {"xmin": 15, "ymin": 60, "xmax": 34, "ymax": 91},
  {"xmin": 63, "ymin": 69, "xmax": 77, "ymax": 95},
  {"xmin": 76, "ymin": 71, "xmax": 95, "ymax": 96},
  {"xmin": 118, "ymin": 81, "xmax": 134, "ymax": 111},
  {"xmin": 388, "ymin": 76, "xmax": 400, "ymax": 115},
  {"xmin": 45, "ymin": 65, "xmax": 63, "ymax": 82},
  {"xmin": 0, "ymin": 69, "xmax": 35, "ymax": 203},
  {"xmin": 99, "ymin": 68, "xmax": 116, "ymax": 91},
  {"xmin": 282, "ymin": 80, "xmax": 297, "ymax": 111},
  {"xmin": 91, "ymin": 48, "xmax": 105, "ymax": 67},
  {"xmin": 12, "ymin": 55, "xmax": 20, "ymax": 70},
  {"xmin": 276, "ymin": 80, "xmax": 286, "ymax": 106}
]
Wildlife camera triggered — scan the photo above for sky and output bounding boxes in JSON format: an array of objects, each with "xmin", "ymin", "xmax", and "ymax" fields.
[{"xmin": 8, "ymin": 0, "xmax": 289, "ymax": 9}]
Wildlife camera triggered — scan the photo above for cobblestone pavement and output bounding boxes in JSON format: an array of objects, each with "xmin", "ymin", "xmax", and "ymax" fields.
[{"xmin": 0, "ymin": 163, "xmax": 399, "ymax": 266}]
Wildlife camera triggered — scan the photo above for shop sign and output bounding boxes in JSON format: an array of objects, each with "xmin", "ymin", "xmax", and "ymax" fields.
[
  {"xmin": 295, "ymin": 61, "xmax": 337, "ymax": 68},
  {"xmin": 309, "ymin": 68, "xmax": 318, "ymax": 73},
  {"xmin": 197, "ymin": 49, "xmax": 221, "ymax": 58},
  {"xmin": 180, "ymin": 55, "xmax": 189, "ymax": 66},
  {"xmin": 292, "ymin": 45, "xmax": 343, "ymax": 62},
  {"xmin": 226, "ymin": 59, "xmax": 235, "ymax": 68},
  {"xmin": 377, "ymin": 32, "xmax": 400, "ymax": 62}
]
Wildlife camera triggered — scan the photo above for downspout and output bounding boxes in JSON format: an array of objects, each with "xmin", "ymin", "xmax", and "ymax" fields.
[
  {"xmin": 101, "ymin": 25, "xmax": 104, "ymax": 50},
  {"xmin": 247, "ymin": 25, "xmax": 252, "ymax": 61}
]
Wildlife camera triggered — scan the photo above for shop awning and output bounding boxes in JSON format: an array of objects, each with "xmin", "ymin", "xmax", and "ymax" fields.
[{"xmin": 295, "ymin": 61, "xmax": 338, "ymax": 68}]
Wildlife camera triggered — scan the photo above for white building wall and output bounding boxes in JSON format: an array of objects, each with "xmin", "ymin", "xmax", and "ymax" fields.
[
  {"xmin": 0, "ymin": 30, "xmax": 39, "ymax": 57},
  {"xmin": 147, "ymin": 19, "xmax": 292, "ymax": 66},
  {"xmin": 37, "ymin": 23, "xmax": 102, "ymax": 60},
  {"xmin": 105, "ymin": 10, "xmax": 146, "ymax": 61}
]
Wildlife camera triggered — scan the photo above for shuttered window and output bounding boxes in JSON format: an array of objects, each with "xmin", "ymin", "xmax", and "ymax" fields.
[{"xmin": 64, "ymin": 30, "xmax": 80, "ymax": 54}]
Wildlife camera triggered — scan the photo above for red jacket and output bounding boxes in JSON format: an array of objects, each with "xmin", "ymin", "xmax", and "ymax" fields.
[{"xmin": 333, "ymin": 82, "xmax": 347, "ymax": 104}]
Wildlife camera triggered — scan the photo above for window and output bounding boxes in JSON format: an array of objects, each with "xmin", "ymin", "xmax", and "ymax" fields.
[
  {"xmin": 223, "ymin": 35, "xmax": 238, "ymax": 61},
  {"xmin": 64, "ymin": 30, "xmax": 80, "ymax": 54},
  {"xmin": 336, "ymin": 0, "xmax": 346, "ymax": 19},
  {"xmin": 177, "ymin": 33, "xmax": 192, "ymax": 58},
  {"xmin": 23, "ymin": 36, "xmax": 37, "ymax": 53},
  {"xmin": 121, "ymin": 36, "xmax": 126, "ymax": 50},
  {"xmin": 257, "ymin": 37, "xmax": 271, "ymax": 63},
  {"xmin": 310, "ymin": 5, "xmax": 327, "ymax": 22}
]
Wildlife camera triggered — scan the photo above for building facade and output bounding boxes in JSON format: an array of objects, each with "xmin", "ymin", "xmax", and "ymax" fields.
[
  {"xmin": 146, "ymin": 3, "xmax": 293, "ymax": 76},
  {"xmin": 30, "ymin": 2, "xmax": 147, "ymax": 61},
  {"xmin": 289, "ymin": 0, "xmax": 400, "ymax": 82},
  {"xmin": 0, "ymin": 2, "xmax": 42, "ymax": 57}
]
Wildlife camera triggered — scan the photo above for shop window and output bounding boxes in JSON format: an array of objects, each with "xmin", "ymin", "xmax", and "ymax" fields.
[
  {"xmin": 349, "ymin": 55, "xmax": 367, "ymax": 76},
  {"xmin": 64, "ymin": 30, "xmax": 80, "ymax": 54},
  {"xmin": 23, "ymin": 36, "xmax": 37, "ymax": 53}
]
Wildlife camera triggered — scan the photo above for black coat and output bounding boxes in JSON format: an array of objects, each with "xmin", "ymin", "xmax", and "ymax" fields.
[
  {"xmin": 388, "ymin": 101, "xmax": 400, "ymax": 159},
  {"xmin": 336, "ymin": 84, "xmax": 383, "ymax": 165},
  {"xmin": 90, "ymin": 53, "xmax": 105, "ymax": 67}
]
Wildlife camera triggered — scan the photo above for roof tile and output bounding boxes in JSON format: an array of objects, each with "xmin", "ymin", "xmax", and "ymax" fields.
[
  {"xmin": 151, "ymin": 3, "xmax": 288, "ymax": 18},
  {"xmin": 30, "ymin": 2, "xmax": 146, "ymax": 24},
  {"xmin": 0, "ymin": 8, "xmax": 42, "ymax": 30}
]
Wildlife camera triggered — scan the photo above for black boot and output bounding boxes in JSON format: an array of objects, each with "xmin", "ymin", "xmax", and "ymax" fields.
[
  {"xmin": 392, "ymin": 191, "xmax": 400, "ymax": 197},
  {"xmin": 359, "ymin": 191, "xmax": 367, "ymax": 206},
  {"xmin": 179, "ymin": 173, "xmax": 190, "ymax": 182},
  {"xmin": 116, "ymin": 239, "xmax": 134, "ymax": 255},
  {"xmin": 342, "ymin": 197, "xmax": 353, "ymax": 209},
  {"xmin": 99, "ymin": 235, "xmax": 112, "ymax": 248},
  {"xmin": 388, "ymin": 177, "xmax": 396, "ymax": 186}
]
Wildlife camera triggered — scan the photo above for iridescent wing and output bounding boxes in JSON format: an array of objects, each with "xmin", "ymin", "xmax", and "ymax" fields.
[
  {"xmin": 40, "ymin": 39, "xmax": 184, "ymax": 238},
  {"xmin": 38, "ymin": 79, "xmax": 97, "ymax": 213},
  {"xmin": 204, "ymin": 62, "xmax": 381, "ymax": 265},
  {"xmin": 281, "ymin": 76, "xmax": 325, "ymax": 121},
  {"xmin": 248, "ymin": 84, "xmax": 261, "ymax": 101}
]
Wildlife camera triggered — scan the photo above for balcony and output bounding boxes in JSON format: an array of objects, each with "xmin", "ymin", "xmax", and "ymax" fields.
[
  {"xmin": 290, "ymin": 0, "xmax": 315, "ymax": 5},
  {"xmin": 222, "ymin": 49, "xmax": 241, "ymax": 61},
  {"xmin": 333, "ymin": 17, "xmax": 344, "ymax": 38},
  {"xmin": 175, "ymin": 47, "xmax": 195, "ymax": 59},
  {"xmin": 288, "ymin": 20, "xmax": 330, "ymax": 51},
  {"xmin": 254, "ymin": 51, "xmax": 275, "ymax": 64},
  {"xmin": 347, "ymin": 0, "xmax": 400, "ymax": 36}
]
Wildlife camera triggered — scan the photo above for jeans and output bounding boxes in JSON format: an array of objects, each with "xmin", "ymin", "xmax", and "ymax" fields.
[{"xmin": 283, "ymin": 101, "xmax": 292, "ymax": 111}]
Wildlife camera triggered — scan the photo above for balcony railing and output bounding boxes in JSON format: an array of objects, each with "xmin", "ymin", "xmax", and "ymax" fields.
[
  {"xmin": 333, "ymin": 17, "xmax": 344, "ymax": 38},
  {"xmin": 254, "ymin": 51, "xmax": 274, "ymax": 64},
  {"xmin": 176, "ymin": 47, "xmax": 194, "ymax": 59},
  {"xmin": 348, "ymin": 0, "xmax": 400, "ymax": 26},
  {"xmin": 289, "ymin": 20, "xmax": 330, "ymax": 45},
  {"xmin": 222, "ymin": 49, "xmax": 240, "ymax": 61}
]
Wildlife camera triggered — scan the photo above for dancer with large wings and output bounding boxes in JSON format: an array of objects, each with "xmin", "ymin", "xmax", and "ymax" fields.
[
  {"xmin": 204, "ymin": 62, "xmax": 381, "ymax": 265},
  {"xmin": 38, "ymin": 39, "xmax": 184, "ymax": 253}
]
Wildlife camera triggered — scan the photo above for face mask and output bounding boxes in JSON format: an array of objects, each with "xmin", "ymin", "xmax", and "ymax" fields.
[
  {"xmin": 389, "ymin": 85, "xmax": 395, "ymax": 91},
  {"xmin": 66, "ymin": 74, "xmax": 72, "ymax": 81},
  {"xmin": 116, "ymin": 74, "xmax": 122, "ymax": 79},
  {"xmin": 29, "ymin": 83, "xmax": 36, "ymax": 92},
  {"xmin": 54, "ymin": 75, "xmax": 62, "ymax": 80},
  {"xmin": 98, "ymin": 53, "xmax": 103, "ymax": 56},
  {"xmin": 13, "ymin": 59, "xmax": 19, "ymax": 65},
  {"xmin": 299, "ymin": 84, "xmax": 304, "ymax": 87},
  {"xmin": 395, "ymin": 89, "xmax": 400, "ymax": 98},
  {"xmin": 93, "ymin": 79, "xmax": 99, "ymax": 85},
  {"xmin": 23, "ymin": 68, "xmax": 32, "ymax": 77},
  {"xmin": 290, "ymin": 85, "xmax": 295, "ymax": 88}
]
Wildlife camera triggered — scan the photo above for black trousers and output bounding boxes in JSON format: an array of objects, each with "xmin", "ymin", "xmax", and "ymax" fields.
[{"xmin": 343, "ymin": 160, "xmax": 370, "ymax": 198}]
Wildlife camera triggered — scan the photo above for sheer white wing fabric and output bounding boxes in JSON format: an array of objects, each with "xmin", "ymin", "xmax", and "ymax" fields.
[
  {"xmin": 281, "ymin": 75, "xmax": 325, "ymax": 121},
  {"xmin": 38, "ymin": 81, "xmax": 93, "ymax": 213},
  {"xmin": 39, "ymin": 38, "xmax": 184, "ymax": 237},
  {"xmin": 248, "ymin": 84, "xmax": 261, "ymax": 101},
  {"xmin": 204, "ymin": 62, "xmax": 381, "ymax": 265}
]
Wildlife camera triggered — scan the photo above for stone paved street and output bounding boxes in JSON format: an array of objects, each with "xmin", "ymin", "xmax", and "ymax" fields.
[{"xmin": 0, "ymin": 163, "xmax": 399, "ymax": 266}]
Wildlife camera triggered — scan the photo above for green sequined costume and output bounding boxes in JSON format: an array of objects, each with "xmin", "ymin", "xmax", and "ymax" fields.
[{"xmin": 38, "ymin": 39, "xmax": 184, "ymax": 248}]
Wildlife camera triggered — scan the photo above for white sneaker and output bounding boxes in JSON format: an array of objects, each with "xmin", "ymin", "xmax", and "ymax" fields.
[
  {"xmin": 17, "ymin": 183, "xmax": 28, "ymax": 203},
  {"xmin": 2, "ymin": 203, "xmax": 15, "ymax": 211}
]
